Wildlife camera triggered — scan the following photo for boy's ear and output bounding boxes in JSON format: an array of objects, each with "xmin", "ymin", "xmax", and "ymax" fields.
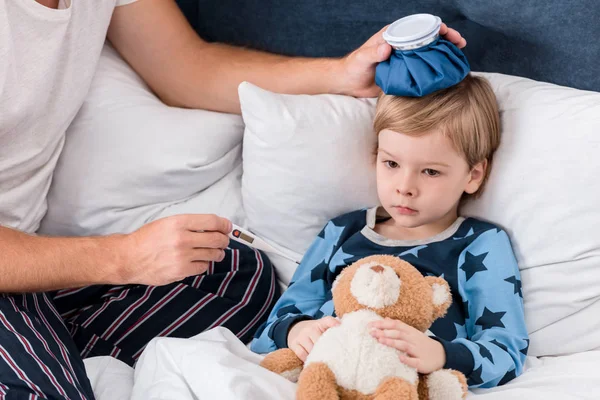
[{"xmin": 465, "ymin": 159, "xmax": 488, "ymax": 194}]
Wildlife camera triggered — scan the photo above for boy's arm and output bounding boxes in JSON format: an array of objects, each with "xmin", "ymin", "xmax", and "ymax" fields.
[
  {"xmin": 251, "ymin": 221, "xmax": 345, "ymax": 353},
  {"xmin": 436, "ymin": 229, "xmax": 529, "ymax": 388}
]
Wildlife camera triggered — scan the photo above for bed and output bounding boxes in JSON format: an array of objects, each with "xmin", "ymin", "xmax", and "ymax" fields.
[{"xmin": 39, "ymin": 0, "xmax": 600, "ymax": 398}]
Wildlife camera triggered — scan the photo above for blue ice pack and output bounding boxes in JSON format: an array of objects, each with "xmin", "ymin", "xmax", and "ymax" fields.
[{"xmin": 375, "ymin": 14, "xmax": 470, "ymax": 97}]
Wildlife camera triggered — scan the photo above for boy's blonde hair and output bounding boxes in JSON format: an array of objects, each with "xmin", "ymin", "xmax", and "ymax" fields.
[{"xmin": 373, "ymin": 74, "xmax": 500, "ymax": 199}]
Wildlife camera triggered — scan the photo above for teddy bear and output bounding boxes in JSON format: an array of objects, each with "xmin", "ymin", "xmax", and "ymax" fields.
[{"xmin": 260, "ymin": 255, "xmax": 468, "ymax": 400}]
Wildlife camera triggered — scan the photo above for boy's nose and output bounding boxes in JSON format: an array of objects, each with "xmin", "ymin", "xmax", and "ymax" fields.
[
  {"xmin": 396, "ymin": 172, "xmax": 418, "ymax": 197},
  {"xmin": 397, "ymin": 187, "xmax": 415, "ymax": 197},
  {"xmin": 396, "ymin": 182, "xmax": 417, "ymax": 197}
]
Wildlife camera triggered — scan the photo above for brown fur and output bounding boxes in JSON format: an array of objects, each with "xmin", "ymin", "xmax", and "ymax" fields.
[
  {"xmin": 339, "ymin": 386, "xmax": 372, "ymax": 400},
  {"xmin": 298, "ymin": 363, "xmax": 419, "ymax": 400},
  {"xmin": 451, "ymin": 370, "xmax": 468, "ymax": 399},
  {"xmin": 423, "ymin": 276, "xmax": 453, "ymax": 320},
  {"xmin": 374, "ymin": 377, "xmax": 419, "ymax": 400},
  {"xmin": 417, "ymin": 373, "xmax": 429, "ymax": 400},
  {"xmin": 260, "ymin": 348, "xmax": 303, "ymax": 375},
  {"xmin": 332, "ymin": 255, "xmax": 450, "ymax": 332},
  {"xmin": 417, "ymin": 369, "xmax": 468, "ymax": 400},
  {"xmin": 297, "ymin": 362, "xmax": 339, "ymax": 400},
  {"xmin": 261, "ymin": 255, "xmax": 468, "ymax": 400}
]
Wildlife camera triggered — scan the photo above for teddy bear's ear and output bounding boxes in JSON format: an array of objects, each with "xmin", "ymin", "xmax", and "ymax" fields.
[
  {"xmin": 331, "ymin": 272, "xmax": 342, "ymax": 292},
  {"xmin": 331, "ymin": 266, "xmax": 350, "ymax": 293},
  {"xmin": 424, "ymin": 276, "xmax": 452, "ymax": 320}
]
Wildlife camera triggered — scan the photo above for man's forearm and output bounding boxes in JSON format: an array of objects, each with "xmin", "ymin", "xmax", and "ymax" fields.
[
  {"xmin": 157, "ymin": 42, "xmax": 341, "ymax": 114},
  {"xmin": 107, "ymin": 0, "xmax": 346, "ymax": 115},
  {"xmin": 0, "ymin": 226, "xmax": 125, "ymax": 293}
]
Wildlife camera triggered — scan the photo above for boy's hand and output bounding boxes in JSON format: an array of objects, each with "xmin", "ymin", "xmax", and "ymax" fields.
[
  {"xmin": 369, "ymin": 318, "xmax": 446, "ymax": 374},
  {"xmin": 287, "ymin": 317, "xmax": 340, "ymax": 362}
]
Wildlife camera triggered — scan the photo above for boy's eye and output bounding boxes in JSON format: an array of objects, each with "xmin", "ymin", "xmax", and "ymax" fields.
[
  {"xmin": 423, "ymin": 168, "xmax": 440, "ymax": 176},
  {"xmin": 385, "ymin": 160, "xmax": 399, "ymax": 169}
]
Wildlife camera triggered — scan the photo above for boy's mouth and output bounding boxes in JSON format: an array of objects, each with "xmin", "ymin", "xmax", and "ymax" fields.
[{"xmin": 393, "ymin": 205, "xmax": 418, "ymax": 215}]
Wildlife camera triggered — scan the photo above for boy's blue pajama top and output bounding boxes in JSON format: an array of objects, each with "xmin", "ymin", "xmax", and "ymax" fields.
[{"xmin": 252, "ymin": 207, "xmax": 529, "ymax": 389}]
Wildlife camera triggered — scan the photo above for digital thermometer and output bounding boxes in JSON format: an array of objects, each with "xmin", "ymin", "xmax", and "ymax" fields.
[{"xmin": 229, "ymin": 225, "xmax": 301, "ymax": 264}]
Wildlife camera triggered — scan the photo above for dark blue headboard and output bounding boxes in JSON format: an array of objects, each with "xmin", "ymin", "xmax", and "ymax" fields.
[{"xmin": 176, "ymin": 0, "xmax": 600, "ymax": 93}]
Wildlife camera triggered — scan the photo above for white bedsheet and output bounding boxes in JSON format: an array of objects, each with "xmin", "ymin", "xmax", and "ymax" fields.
[
  {"xmin": 82, "ymin": 327, "xmax": 600, "ymax": 400},
  {"xmin": 84, "ymin": 356, "xmax": 133, "ymax": 400}
]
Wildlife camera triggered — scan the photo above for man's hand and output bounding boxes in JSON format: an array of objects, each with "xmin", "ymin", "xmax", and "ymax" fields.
[
  {"xmin": 338, "ymin": 23, "xmax": 467, "ymax": 98},
  {"xmin": 439, "ymin": 23, "xmax": 468, "ymax": 49},
  {"xmin": 116, "ymin": 214, "xmax": 232, "ymax": 286},
  {"xmin": 369, "ymin": 318, "xmax": 446, "ymax": 374},
  {"xmin": 287, "ymin": 317, "xmax": 340, "ymax": 362}
]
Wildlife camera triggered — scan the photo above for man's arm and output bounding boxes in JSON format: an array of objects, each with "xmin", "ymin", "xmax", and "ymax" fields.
[
  {"xmin": 107, "ymin": 0, "xmax": 394, "ymax": 114},
  {"xmin": 0, "ymin": 215, "xmax": 231, "ymax": 293},
  {"xmin": 0, "ymin": 226, "xmax": 124, "ymax": 292}
]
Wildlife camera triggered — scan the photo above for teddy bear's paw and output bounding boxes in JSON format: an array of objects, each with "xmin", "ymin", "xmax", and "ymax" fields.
[
  {"xmin": 423, "ymin": 369, "xmax": 468, "ymax": 400},
  {"xmin": 260, "ymin": 348, "xmax": 304, "ymax": 383},
  {"xmin": 281, "ymin": 366, "xmax": 303, "ymax": 383},
  {"xmin": 297, "ymin": 362, "xmax": 339, "ymax": 400},
  {"xmin": 374, "ymin": 377, "xmax": 418, "ymax": 400}
]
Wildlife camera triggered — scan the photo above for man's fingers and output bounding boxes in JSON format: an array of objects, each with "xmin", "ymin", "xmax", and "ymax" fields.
[
  {"xmin": 440, "ymin": 23, "xmax": 468, "ymax": 48},
  {"xmin": 190, "ymin": 248, "xmax": 226, "ymax": 263},
  {"xmin": 442, "ymin": 27, "xmax": 465, "ymax": 48},
  {"xmin": 190, "ymin": 260, "xmax": 210, "ymax": 275},
  {"xmin": 354, "ymin": 42, "xmax": 392, "ymax": 65},
  {"xmin": 377, "ymin": 43, "xmax": 392, "ymax": 61},
  {"xmin": 180, "ymin": 214, "xmax": 232, "ymax": 234},
  {"xmin": 444, "ymin": 27, "xmax": 462, "ymax": 43},
  {"xmin": 186, "ymin": 231, "xmax": 230, "ymax": 249},
  {"xmin": 362, "ymin": 24, "xmax": 391, "ymax": 48},
  {"xmin": 439, "ymin": 22, "xmax": 449, "ymax": 36}
]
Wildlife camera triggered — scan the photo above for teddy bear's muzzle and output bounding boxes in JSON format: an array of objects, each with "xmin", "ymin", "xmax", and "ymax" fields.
[{"xmin": 350, "ymin": 262, "xmax": 401, "ymax": 309}]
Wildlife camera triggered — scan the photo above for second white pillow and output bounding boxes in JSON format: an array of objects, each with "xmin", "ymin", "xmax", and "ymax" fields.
[{"xmin": 239, "ymin": 82, "xmax": 379, "ymax": 284}]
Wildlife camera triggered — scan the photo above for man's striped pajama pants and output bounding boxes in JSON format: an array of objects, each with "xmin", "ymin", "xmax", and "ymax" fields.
[{"xmin": 0, "ymin": 242, "xmax": 279, "ymax": 399}]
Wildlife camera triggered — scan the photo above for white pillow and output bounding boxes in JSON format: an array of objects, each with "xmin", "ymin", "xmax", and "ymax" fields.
[
  {"xmin": 239, "ymin": 82, "xmax": 379, "ymax": 285},
  {"xmin": 238, "ymin": 75, "xmax": 600, "ymax": 358},
  {"xmin": 462, "ymin": 73, "xmax": 600, "ymax": 357},
  {"xmin": 39, "ymin": 43, "xmax": 246, "ymax": 236}
]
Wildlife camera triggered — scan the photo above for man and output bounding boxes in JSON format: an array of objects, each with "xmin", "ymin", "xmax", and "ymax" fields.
[{"xmin": 0, "ymin": 0, "xmax": 466, "ymax": 397}]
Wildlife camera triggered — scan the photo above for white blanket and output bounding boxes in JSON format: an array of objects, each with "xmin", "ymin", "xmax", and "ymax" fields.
[{"xmin": 89, "ymin": 327, "xmax": 598, "ymax": 400}]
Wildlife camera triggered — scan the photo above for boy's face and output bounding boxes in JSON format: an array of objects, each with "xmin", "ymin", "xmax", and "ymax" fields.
[{"xmin": 376, "ymin": 129, "xmax": 485, "ymax": 231}]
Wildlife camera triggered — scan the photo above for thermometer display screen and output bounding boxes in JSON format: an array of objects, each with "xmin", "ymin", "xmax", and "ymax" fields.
[{"xmin": 233, "ymin": 229, "xmax": 254, "ymax": 244}]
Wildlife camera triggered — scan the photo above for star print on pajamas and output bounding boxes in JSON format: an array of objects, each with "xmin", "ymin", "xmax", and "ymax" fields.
[{"xmin": 251, "ymin": 207, "xmax": 529, "ymax": 389}]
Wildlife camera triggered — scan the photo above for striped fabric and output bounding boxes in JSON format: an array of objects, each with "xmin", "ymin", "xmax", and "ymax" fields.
[
  {"xmin": 0, "ymin": 242, "xmax": 279, "ymax": 398},
  {"xmin": 0, "ymin": 292, "xmax": 94, "ymax": 399}
]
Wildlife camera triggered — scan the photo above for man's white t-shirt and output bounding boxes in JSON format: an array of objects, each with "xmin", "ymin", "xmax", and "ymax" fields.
[{"xmin": 0, "ymin": 0, "xmax": 137, "ymax": 234}]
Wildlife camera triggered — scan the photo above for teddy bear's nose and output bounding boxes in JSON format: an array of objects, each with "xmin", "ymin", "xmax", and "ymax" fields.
[{"xmin": 370, "ymin": 265, "xmax": 384, "ymax": 273}]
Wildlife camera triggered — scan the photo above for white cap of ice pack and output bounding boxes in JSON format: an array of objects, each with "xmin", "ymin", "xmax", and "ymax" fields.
[{"xmin": 382, "ymin": 14, "xmax": 442, "ymax": 50}]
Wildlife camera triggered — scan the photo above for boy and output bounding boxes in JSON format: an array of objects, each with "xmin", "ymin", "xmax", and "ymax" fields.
[{"xmin": 251, "ymin": 74, "xmax": 528, "ymax": 389}]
